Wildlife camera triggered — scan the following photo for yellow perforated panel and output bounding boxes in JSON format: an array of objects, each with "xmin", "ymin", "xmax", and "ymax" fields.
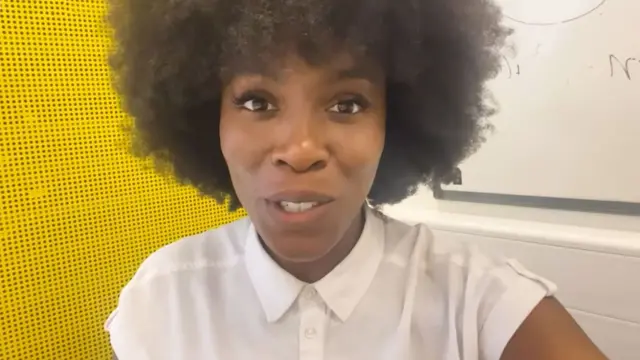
[{"xmin": 0, "ymin": 1, "xmax": 245, "ymax": 359}]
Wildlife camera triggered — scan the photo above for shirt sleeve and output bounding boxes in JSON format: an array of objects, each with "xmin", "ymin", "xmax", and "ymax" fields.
[
  {"xmin": 104, "ymin": 255, "xmax": 167, "ymax": 360},
  {"xmin": 104, "ymin": 284, "xmax": 146, "ymax": 360},
  {"xmin": 476, "ymin": 257, "xmax": 557, "ymax": 360}
]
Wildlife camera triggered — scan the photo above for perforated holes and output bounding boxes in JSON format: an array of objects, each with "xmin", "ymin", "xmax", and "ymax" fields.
[{"xmin": 0, "ymin": 2, "xmax": 245, "ymax": 359}]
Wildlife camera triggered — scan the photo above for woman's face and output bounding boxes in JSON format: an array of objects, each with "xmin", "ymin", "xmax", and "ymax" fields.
[{"xmin": 220, "ymin": 53, "xmax": 386, "ymax": 263}]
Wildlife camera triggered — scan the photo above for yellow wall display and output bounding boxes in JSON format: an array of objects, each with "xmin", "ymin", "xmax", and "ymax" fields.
[{"xmin": 0, "ymin": 1, "xmax": 245, "ymax": 359}]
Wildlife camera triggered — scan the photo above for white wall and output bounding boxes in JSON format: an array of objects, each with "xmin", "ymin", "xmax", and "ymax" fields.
[
  {"xmin": 384, "ymin": 187, "xmax": 640, "ymax": 360},
  {"xmin": 395, "ymin": 186, "xmax": 640, "ymax": 233}
]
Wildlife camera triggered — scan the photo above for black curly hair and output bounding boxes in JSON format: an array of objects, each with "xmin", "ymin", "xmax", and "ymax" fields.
[{"xmin": 108, "ymin": 0, "xmax": 509, "ymax": 209}]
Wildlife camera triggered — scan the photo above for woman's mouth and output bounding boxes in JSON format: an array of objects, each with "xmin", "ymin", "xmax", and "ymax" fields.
[
  {"xmin": 265, "ymin": 190, "xmax": 336, "ymax": 224},
  {"xmin": 278, "ymin": 201, "xmax": 320, "ymax": 213},
  {"xmin": 267, "ymin": 200, "xmax": 332, "ymax": 224}
]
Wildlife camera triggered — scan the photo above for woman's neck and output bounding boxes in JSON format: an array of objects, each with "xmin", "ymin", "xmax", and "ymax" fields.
[{"xmin": 272, "ymin": 209, "xmax": 365, "ymax": 283}]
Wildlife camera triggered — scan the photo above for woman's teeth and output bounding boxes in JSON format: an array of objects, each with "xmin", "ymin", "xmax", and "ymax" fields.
[{"xmin": 279, "ymin": 201, "xmax": 319, "ymax": 213}]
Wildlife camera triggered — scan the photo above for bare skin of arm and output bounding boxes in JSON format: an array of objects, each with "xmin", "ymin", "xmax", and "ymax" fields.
[{"xmin": 502, "ymin": 297, "xmax": 608, "ymax": 360}]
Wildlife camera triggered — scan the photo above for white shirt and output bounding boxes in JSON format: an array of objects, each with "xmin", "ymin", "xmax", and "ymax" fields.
[{"xmin": 106, "ymin": 208, "xmax": 556, "ymax": 360}]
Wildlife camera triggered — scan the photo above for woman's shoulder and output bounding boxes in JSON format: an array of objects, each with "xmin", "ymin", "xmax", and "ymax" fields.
[
  {"xmin": 379, "ymin": 213, "xmax": 558, "ymax": 359},
  {"xmin": 105, "ymin": 218, "xmax": 252, "ymax": 344},
  {"xmin": 381, "ymin": 211, "xmax": 554, "ymax": 293},
  {"xmin": 127, "ymin": 217, "xmax": 252, "ymax": 286},
  {"xmin": 379, "ymin": 210, "xmax": 519, "ymax": 273}
]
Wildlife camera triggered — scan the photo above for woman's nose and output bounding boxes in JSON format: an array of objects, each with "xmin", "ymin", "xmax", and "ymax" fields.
[{"xmin": 270, "ymin": 118, "xmax": 329, "ymax": 173}]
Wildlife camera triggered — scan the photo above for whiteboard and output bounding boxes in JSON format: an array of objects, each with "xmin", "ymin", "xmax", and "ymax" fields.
[{"xmin": 442, "ymin": 0, "xmax": 640, "ymax": 204}]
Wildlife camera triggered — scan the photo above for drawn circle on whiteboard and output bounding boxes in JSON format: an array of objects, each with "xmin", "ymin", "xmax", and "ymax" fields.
[{"xmin": 497, "ymin": 0, "xmax": 607, "ymax": 26}]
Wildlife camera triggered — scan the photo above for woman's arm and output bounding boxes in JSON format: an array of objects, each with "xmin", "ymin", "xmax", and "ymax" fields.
[{"xmin": 502, "ymin": 297, "xmax": 608, "ymax": 360}]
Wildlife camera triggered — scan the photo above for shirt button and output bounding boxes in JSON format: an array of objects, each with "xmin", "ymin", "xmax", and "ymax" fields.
[
  {"xmin": 304, "ymin": 327, "xmax": 317, "ymax": 339},
  {"xmin": 304, "ymin": 288, "xmax": 317, "ymax": 299}
]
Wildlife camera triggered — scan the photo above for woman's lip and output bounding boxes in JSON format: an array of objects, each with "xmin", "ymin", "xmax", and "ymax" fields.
[{"xmin": 266, "ymin": 190, "xmax": 336, "ymax": 203}]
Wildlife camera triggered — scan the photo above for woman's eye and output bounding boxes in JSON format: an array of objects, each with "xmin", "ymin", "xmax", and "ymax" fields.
[
  {"xmin": 241, "ymin": 98, "xmax": 276, "ymax": 112},
  {"xmin": 329, "ymin": 100, "xmax": 364, "ymax": 115}
]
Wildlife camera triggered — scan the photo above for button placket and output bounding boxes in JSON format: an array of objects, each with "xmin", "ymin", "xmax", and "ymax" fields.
[{"xmin": 299, "ymin": 287, "xmax": 326, "ymax": 360}]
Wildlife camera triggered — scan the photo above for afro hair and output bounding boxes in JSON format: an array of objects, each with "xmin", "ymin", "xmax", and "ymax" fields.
[{"xmin": 108, "ymin": 0, "xmax": 510, "ymax": 209}]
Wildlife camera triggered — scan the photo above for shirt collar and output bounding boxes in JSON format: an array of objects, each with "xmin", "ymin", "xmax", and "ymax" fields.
[
  {"xmin": 244, "ymin": 224, "xmax": 305, "ymax": 323},
  {"xmin": 244, "ymin": 206, "xmax": 385, "ymax": 323},
  {"xmin": 314, "ymin": 207, "xmax": 384, "ymax": 321}
]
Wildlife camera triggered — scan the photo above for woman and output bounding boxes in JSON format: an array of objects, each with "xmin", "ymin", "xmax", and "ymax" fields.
[{"xmin": 106, "ymin": 0, "xmax": 607, "ymax": 359}]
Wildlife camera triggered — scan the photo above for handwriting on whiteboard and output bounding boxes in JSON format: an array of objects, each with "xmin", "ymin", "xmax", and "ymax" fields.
[
  {"xmin": 501, "ymin": 55, "xmax": 521, "ymax": 79},
  {"xmin": 499, "ymin": 54, "xmax": 638, "ymax": 80},
  {"xmin": 609, "ymin": 55, "xmax": 638, "ymax": 80}
]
